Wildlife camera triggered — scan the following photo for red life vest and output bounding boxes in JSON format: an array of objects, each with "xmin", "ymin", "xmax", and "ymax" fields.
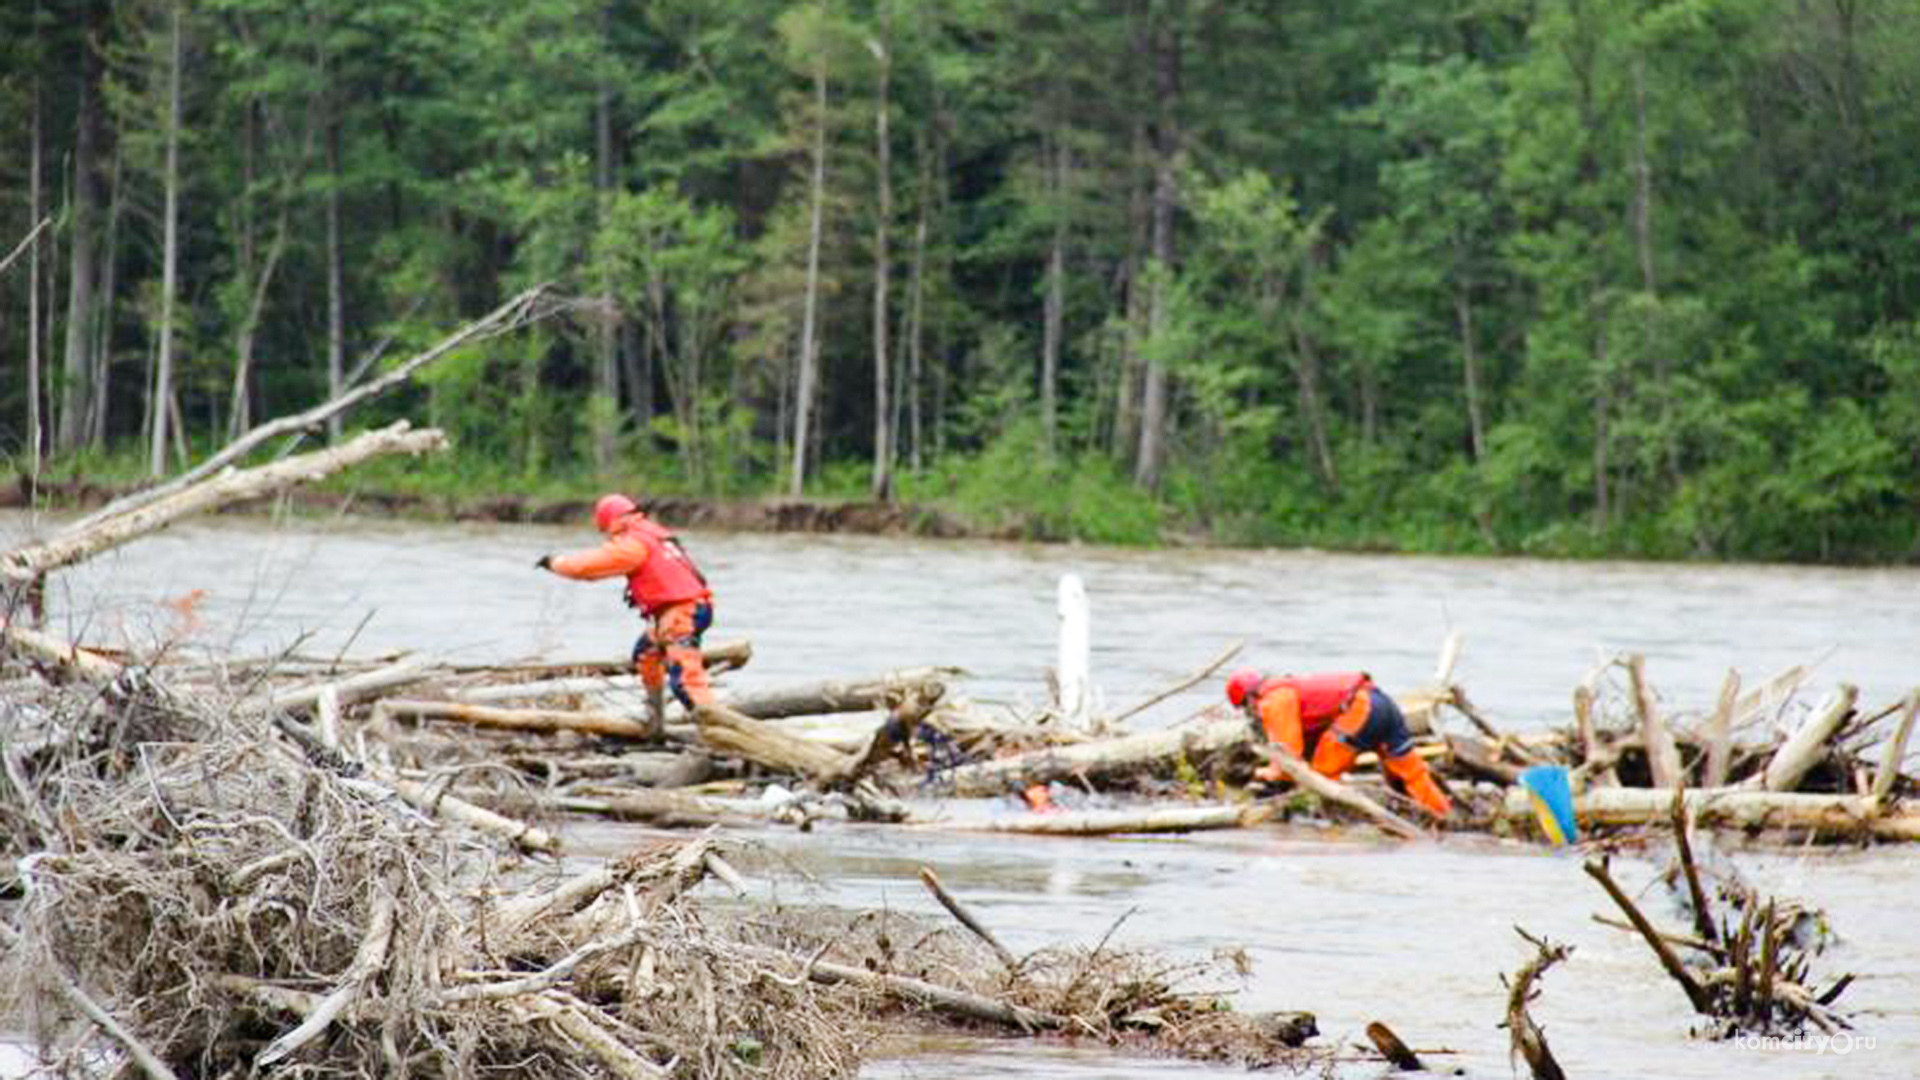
[
  {"xmin": 617, "ymin": 515, "xmax": 710, "ymax": 614},
  {"xmin": 1259, "ymin": 671, "xmax": 1371, "ymax": 733}
]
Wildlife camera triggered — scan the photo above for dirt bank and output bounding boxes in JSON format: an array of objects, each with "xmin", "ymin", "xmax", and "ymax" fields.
[{"xmin": 6, "ymin": 473, "xmax": 999, "ymax": 540}]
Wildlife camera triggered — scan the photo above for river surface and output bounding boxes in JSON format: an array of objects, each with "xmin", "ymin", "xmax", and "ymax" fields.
[{"xmin": 6, "ymin": 508, "xmax": 1918, "ymax": 1078}]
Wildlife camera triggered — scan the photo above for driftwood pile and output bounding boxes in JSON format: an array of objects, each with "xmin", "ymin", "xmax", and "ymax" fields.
[{"xmin": 0, "ymin": 621, "xmax": 1334, "ymax": 1077}]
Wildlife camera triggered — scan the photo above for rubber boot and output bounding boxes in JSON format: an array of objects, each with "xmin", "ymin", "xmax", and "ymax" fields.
[
  {"xmin": 1384, "ymin": 752, "xmax": 1452, "ymax": 818},
  {"xmin": 1309, "ymin": 735, "xmax": 1359, "ymax": 781},
  {"xmin": 645, "ymin": 685, "xmax": 667, "ymax": 740}
]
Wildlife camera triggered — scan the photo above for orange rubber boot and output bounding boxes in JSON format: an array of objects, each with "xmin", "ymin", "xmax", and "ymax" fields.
[{"xmin": 1384, "ymin": 752, "xmax": 1452, "ymax": 818}]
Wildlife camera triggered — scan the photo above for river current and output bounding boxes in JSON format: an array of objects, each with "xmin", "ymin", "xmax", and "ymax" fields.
[{"xmin": 6, "ymin": 508, "xmax": 1917, "ymax": 1078}]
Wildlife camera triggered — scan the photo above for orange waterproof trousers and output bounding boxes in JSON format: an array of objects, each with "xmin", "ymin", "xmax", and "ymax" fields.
[{"xmin": 634, "ymin": 600, "xmax": 713, "ymax": 707}]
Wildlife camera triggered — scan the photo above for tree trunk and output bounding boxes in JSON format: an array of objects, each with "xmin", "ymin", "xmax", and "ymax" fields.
[
  {"xmin": 1112, "ymin": 115, "xmax": 1148, "ymax": 460},
  {"xmin": 906, "ymin": 125, "xmax": 933, "ymax": 470},
  {"xmin": 226, "ymin": 205, "xmax": 292, "ymax": 439},
  {"xmin": 944, "ymin": 716, "xmax": 1249, "ymax": 798},
  {"xmin": 89, "ymin": 141, "xmax": 122, "ymax": 448},
  {"xmin": 58, "ymin": 5, "xmax": 106, "ymax": 455},
  {"xmin": 870, "ymin": 10, "xmax": 894, "ymax": 501},
  {"xmin": 1287, "ymin": 282, "xmax": 1339, "ymax": 490},
  {"xmin": 151, "ymin": 0, "xmax": 184, "ymax": 474},
  {"xmin": 789, "ymin": 56, "xmax": 828, "ymax": 497},
  {"xmin": 592, "ymin": 12, "xmax": 620, "ymax": 471},
  {"xmin": 1455, "ymin": 276, "xmax": 1485, "ymax": 463},
  {"xmin": 28, "ymin": 40, "xmax": 45, "ymax": 474},
  {"xmin": 1133, "ymin": 10, "xmax": 1180, "ymax": 489},
  {"xmin": 324, "ymin": 49, "xmax": 345, "ymax": 446},
  {"xmin": 1041, "ymin": 127, "xmax": 1065, "ymax": 456}
]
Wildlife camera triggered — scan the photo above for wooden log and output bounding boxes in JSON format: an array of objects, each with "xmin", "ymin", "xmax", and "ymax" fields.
[
  {"xmin": 59, "ymin": 287, "xmax": 552, "ymax": 537},
  {"xmin": 1702, "ymin": 669, "xmax": 1741, "ymax": 788},
  {"xmin": 1761, "ymin": 684, "xmax": 1855, "ymax": 792},
  {"xmin": 1365, "ymin": 1020, "xmax": 1424, "ymax": 1071},
  {"xmin": 266, "ymin": 656, "xmax": 438, "ymax": 714},
  {"xmin": 1443, "ymin": 733, "xmax": 1521, "ymax": 785},
  {"xmin": 471, "ymin": 787, "xmax": 775, "ymax": 828},
  {"xmin": 0, "ymin": 619, "xmax": 125, "ymax": 682},
  {"xmin": 1265, "ymin": 750, "xmax": 1428, "ymax": 841},
  {"xmin": 950, "ymin": 803, "xmax": 1275, "ymax": 837},
  {"xmin": 742, "ymin": 946, "xmax": 1067, "ymax": 1033},
  {"xmin": 721, "ymin": 667, "xmax": 960, "ymax": 719},
  {"xmin": 444, "ymin": 640, "xmax": 752, "ymax": 687},
  {"xmin": 385, "ymin": 773, "xmax": 560, "ymax": 853},
  {"xmin": 1627, "ymin": 654, "xmax": 1685, "ymax": 788},
  {"xmin": 1869, "ymin": 691, "xmax": 1918, "ymax": 811},
  {"xmin": 693, "ymin": 701, "xmax": 855, "ymax": 779},
  {"xmin": 515, "ymin": 991, "xmax": 669, "ymax": 1080},
  {"xmin": 943, "ymin": 716, "xmax": 1250, "ymax": 798},
  {"xmin": 1, "ymin": 421, "xmax": 446, "ymax": 584},
  {"xmin": 381, "ymin": 698, "xmax": 658, "ymax": 741},
  {"xmin": 1503, "ymin": 785, "xmax": 1920, "ymax": 841}
]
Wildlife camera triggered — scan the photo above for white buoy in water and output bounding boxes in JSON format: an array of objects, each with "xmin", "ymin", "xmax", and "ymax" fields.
[{"xmin": 1056, "ymin": 572, "xmax": 1092, "ymax": 730}]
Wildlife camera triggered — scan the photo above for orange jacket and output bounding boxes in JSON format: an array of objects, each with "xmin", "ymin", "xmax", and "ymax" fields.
[
  {"xmin": 1253, "ymin": 672, "xmax": 1372, "ymax": 757},
  {"xmin": 549, "ymin": 513, "xmax": 710, "ymax": 614}
]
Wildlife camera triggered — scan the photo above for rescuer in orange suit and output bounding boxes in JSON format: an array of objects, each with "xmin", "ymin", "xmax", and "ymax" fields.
[
  {"xmin": 1226, "ymin": 668, "xmax": 1452, "ymax": 818},
  {"xmin": 537, "ymin": 494, "xmax": 714, "ymax": 734}
]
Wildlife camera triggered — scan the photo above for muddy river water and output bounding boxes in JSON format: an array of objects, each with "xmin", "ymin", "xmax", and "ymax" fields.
[{"xmin": 7, "ymin": 509, "xmax": 1918, "ymax": 1078}]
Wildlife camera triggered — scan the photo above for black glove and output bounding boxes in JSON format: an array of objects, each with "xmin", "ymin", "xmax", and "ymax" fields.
[{"xmin": 534, "ymin": 554, "xmax": 553, "ymax": 571}]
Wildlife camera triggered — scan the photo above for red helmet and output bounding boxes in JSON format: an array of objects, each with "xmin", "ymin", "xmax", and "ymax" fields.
[
  {"xmin": 593, "ymin": 493, "xmax": 638, "ymax": 533},
  {"xmin": 1225, "ymin": 669, "xmax": 1263, "ymax": 708}
]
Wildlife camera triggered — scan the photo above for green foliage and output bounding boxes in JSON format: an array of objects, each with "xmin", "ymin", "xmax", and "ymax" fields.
[{"xmin": 5, "ymin": 0, "xmax": 1918, "ymax": 563}]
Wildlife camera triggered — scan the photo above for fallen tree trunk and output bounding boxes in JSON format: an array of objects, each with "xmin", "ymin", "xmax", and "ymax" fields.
[
  {"xmin": 1503, "ymin": 785, "xmax": 1920, "ymax": 841},
  {"xmin": 444, "ymin": 641, "xmax": 752, "ymax": 689},
  {"xmin": 694, "ymin": 702, "xmax": 855, "ymax": 779},
  {"xmin": 2, "ymin": 421, "xmax": 446, "ymax": 585},
  {"xmin": 722, "ymin": 668, "xmax": 959, "ymax": 719},
  {"xmin": 740, "ymin": 946, "xmax": 1067, "ymax": 1033},
  {"xmin": 268, "ymin": 655, "xmax": 438, "ymax": 715},
  {"xmin": 381, "ymin": 698, "xmax": 658, "ymax": 741},
  {"xmin": 949, "ymin": 803, "xmax": 1275, "ymax": 837},
  {"xmin": 943, "ymin": 717, "xmax": 1250, "ymax": 798}
]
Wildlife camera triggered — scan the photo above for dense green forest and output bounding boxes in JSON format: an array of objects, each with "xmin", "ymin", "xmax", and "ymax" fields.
[{"xmin": 3, "ymin": 0, "xmax": 1917, "ymax": 560}]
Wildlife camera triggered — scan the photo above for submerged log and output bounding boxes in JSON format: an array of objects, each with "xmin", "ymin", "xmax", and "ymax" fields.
[
  {"xmin": 1503, "ymin": 786, "xmax": 1920, "ymax": 841},
  {"xmin": 953, "ymin": 803, "xmax": 1275, "ymax": 837},
  {"xmin": 722, "ymin": 667, "xmax": 959, "ymax": 719},
  {"xmin": 1265, "ymin": 750, "xmax": 1427, "ymax": 841},
  {"xmin": 943, "ymin": 716, "xmax": 1249, "ymax": 798}
]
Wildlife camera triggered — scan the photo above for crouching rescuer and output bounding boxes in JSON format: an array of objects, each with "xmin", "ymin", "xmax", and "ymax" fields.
[
  {"xmin": 1225, "ymin": 668, "xmax": 1452, "ymax": 819},
  {"xmin": 538, "ymin": 494, "xmax": 714, "ymax": 735}
]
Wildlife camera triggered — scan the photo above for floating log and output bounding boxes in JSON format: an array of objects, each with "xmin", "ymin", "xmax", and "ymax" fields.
[
  {"xmin": 1, "ymin": 421, "xmax": 446, "ymax": 585},
  {"xmin": 1761, "ymin": 685, "xmax": 1856, "ymax": 792},
  {"xmin": 380, "ymin": 698, "xmax": 658, "ymax": 741},
  {"xmin": 721, "ymin": 667, "xmax": 959, "ymax": 719},
  {"xmin": 952, "ymin": 803, "xmax": 1275, "ymax": 837},
  {"xmin": 943, "ymin": 716, "xmax": 1249, "ymax": 798},
  {"xmin": 1503, "ymin": 786, "xmax": 1920, "ymax": 841}
]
